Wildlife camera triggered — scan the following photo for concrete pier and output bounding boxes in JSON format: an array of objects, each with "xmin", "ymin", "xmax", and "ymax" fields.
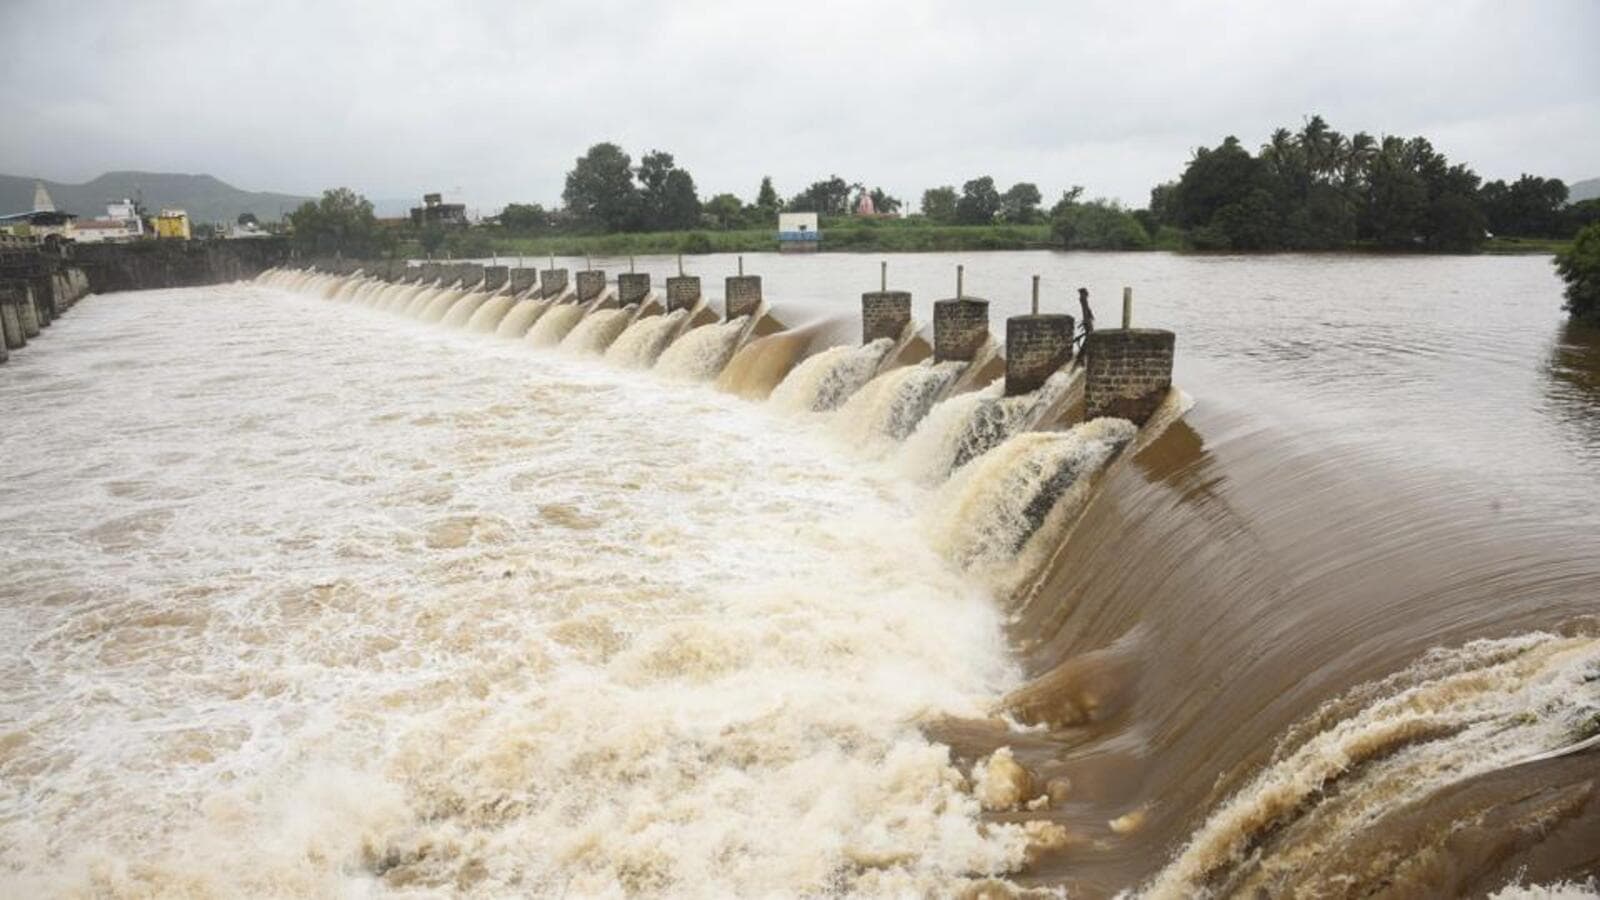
[
  {"xmin": 420, "ymin": 262, "xmax": 445, "ymax": 284},
  {"xmin": 618, "ymin": 273, "xmax": 651, "ymax": 307},
  {"xmin": 0, "ymin": 287, "xmax": 24, "ymax": 350},
  {"xmin": 482, "ymin": 265, "xmax": 509, "ymax": 292},
  {"xmin": 575, "ymin": 270, "xmax": 607, "ymax": 303},
  {"xmin": 541, "ymin": 268, "xmax": 569, "ymax": 298},
  {"xmin": 1083, "ymin": 329, "xmax": 1176, "ymax": 425},
  {"xmin": 725, "ymin": 275, "xmax": 762, "ymax": 320},
  {"xmin": 454, "ymin": 264, "xmax": 484, "ymax": 288},
  {"xmin": 1004, "ymin": 314, "xmax": 1075, "ymax": 396},
  {"xmin": 862, "ymin": 291, "xmax": 912, "ymax": 343},
  {"xmin": 933, "ymin": 298, "xmax": 990, "ymax": 362},
  {"xmin": 509, "ymin": 268, "xmax": 538, "ymax": 295},
  {"xmin": 666, "ymin": 275, "xmax": 701, "ymax": 313},
  {"xmin": 17, "ymin": 285, "xmax": 41, "ymax": 338}
]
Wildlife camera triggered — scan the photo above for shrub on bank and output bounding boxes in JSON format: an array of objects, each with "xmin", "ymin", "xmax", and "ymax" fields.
[{"xmin": 1556, "ymin": 223, "xmax": 1600, "ymax": 322}]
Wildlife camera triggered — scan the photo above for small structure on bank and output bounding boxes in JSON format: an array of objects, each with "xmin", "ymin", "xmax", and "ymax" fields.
[
  {"xmin": 778, "ymin": 212, "xmax": 819, "ymax": 253},
  {"xmin": 410, "ymin": 192, "xmax": 468, "ymax": 228}
]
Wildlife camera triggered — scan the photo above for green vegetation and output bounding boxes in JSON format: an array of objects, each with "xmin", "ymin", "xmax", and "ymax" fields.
[
  {"xmin": 1147, "ymin": 115, "xmax": 1595, "ymax": 253},
  {"xmin": 1555, "ymin": 223, "xmax": 1600, "ymax": 322},
  {"xmin": 287, "ymin": 187, "xmax": 393, "ymax": 257}
]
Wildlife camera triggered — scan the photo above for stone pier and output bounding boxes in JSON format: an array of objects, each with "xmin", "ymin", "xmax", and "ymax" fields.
[
  {"xmin": 541, "ymin": 268, "xmax": 569, "ymax": 298},
  {"xmin": 861, "ymin": 290, "xmax": 912, "ymax": 343},
  {"xmin": 482, "ymin": 265, "xmax": 509, "ymax": 292},
  {"xmin": 575, "ymin": 270, "xmax": 607, "ymax": 303},
  {"xmin": 666, "ymin": 275, "xmax": 701, "ymax": 313},
  {"xmin": 618, "ymin": 273, "xmax": 651, "ymax": 307},
  {"xmin": 509, "ymin": 267, "xmax": 538, "ymax": 295},
  {"xmin": 725, "ymin": 275, "xmax": 762, "ymax": 320},
  {"xmin": 1083, "ymin": 329, "xmax": 1175, "ymax": 424},
  {"xmin": 16, "ymin": 285, "xmax": 41, "ymax": 338},
  {"xmin": 420, "ymin": 262, "xmax": 445, "ymax": 284},
  {"xmin": 1004, "ymin": 314, "xmax": 1075, "ymax": 396},
  {"xmin": 454, "ymin": 264, "xmax": 484, "ymax": 288},
  {"xmin": 933, "ymin": 298, "xmax": 989, "ymax": 362},
  {"xmin": 0, "ymin": 287, "xmax": 25, "ymax": 350}
]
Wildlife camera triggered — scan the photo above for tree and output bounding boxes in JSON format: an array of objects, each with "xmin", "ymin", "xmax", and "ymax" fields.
[
  {"xmin": 236, "ymin": 211, "xmax": 258, "ymax": 227},
  {"xmin": 563, "ymin": 142, "xmax": 639, "ymax": 232},
  {"xmin": 287, "ymin": 187, "xmax": 381, "ymax": 256},
  {"xmin": 755, "ymin": 176, "xmax": 780, "ymax": 215},
  {"xmin": 1000, "ymin": 182, "xmax": 1043, "ymax": 224},
  {"xmin": 500, "ymin": 202, "xmax": 551, "ymax": 233},
  {"xmin": 1555, "ymin": 222, "xmax": 1600, "ymax": 322},
  {"xmin": 704, "ymin": 193, "xmax": 745, "ymax": 230},
  {"xmin": 921, "ymin": 186, "xmax": 958, "ymax": 223},
  {"xmin": 1480, "ymin": 174, "xmax": 1570, "ymax": 237},
  {"xmin": 788, "ymin": 176, "xmax": 852, "ymax": 215},
  {"xmin": 868, "ymin": 187, "xmax": 902, "ymax": 215},
  {"xmin": 418, "ymin": 224, "xmax": 447, "ymax": 256},
  {"xmin": 1052, "ymin": 198, "xmax": 1150, "ymax": 249},
  {"xmin": 956, "ymin": 176, "xmax": 1001, "ymax": 225}
]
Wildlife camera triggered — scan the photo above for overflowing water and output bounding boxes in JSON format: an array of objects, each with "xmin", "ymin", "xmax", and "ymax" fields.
[{"xmin": 5, "ymin": 251, "xmax": 1600, "ymax": 897}]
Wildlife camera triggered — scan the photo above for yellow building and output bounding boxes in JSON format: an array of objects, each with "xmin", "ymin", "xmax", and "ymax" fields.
[{"xmin": 154, "ymin": 209, "xmax": 191, "ymax": 240}]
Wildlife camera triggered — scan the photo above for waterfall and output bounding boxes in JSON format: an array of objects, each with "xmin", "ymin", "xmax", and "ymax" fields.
[
  {"xmin": 494, "ymin": 299, "xmax": 550, "ymax": 339},
  {"xmin": 605, "ymin": 309, "xmax": 688, "ymax": 368},
  {"xmin": 440, "ymin": 291, "xmax": 491, "ymax": 328},
  {"xmin": 926, "ymin": 418, "xmax": 1136, "ymax": 593},
  {"xmin": 464, "ymin": 294, "xmax": 517, "ymax": 333},
  {"xmin": 769, "ymin": 339, "xmax": 895, "ymax": 413},
  {"xmin": 418, "ymin": 289, "xmax": 466, "ymax": 323},
  {"xmin": 896, "ymin": 369, "xmax": 1083, "ymax": 484},
  {"xmin": 655, "ymin": 318, "xmax": 750, "ymax": 380},
  {"xmin": 560, "ymin": 308, "xmax": 634, "ymax": 355},
  {"xmin": 832, "ymin": 360, "xmax": 967, "ymax": 454},
  {"xmin": 524, "ymin": 304, "xmax": 586, "ymax": 347}
]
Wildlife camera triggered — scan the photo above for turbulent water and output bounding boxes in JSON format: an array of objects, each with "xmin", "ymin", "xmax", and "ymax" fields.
[{"xmin": 4, "ymin": 252, "xmax": 1599, "ymax": 898}]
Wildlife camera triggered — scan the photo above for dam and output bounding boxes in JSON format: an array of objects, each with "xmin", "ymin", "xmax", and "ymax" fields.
[{"xmin": 0, "ymin": 251, "xmax": 1597, "ymax": 897}]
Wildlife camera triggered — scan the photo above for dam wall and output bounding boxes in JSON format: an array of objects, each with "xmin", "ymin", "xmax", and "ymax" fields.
[
  {"xmin": 73, "ymin": 238, "xmax": 290, "ymax": 293},
  {"xmin": 0, "ymin": 236, "xmax": 92, "ymax": 364}
]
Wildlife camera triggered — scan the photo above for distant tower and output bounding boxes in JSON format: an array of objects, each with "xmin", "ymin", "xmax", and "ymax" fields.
[{"xmin": 31, "ymin": 181, "xmax": 55, "ymax": 213}]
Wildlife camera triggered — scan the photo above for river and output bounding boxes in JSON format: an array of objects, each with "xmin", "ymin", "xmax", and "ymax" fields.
[{"xmin": 1, "ymin": 251, "xmax": 1596, "ymax": 897}]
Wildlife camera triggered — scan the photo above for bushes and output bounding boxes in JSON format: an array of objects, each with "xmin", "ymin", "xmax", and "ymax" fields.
[
  {"xmin": 1052, "ymin": 200, "xmax": 1151, "ymax": 250},
  {"xmin": 1556, "ymin": 223, "xmax": 1600, "ymax": 322}
]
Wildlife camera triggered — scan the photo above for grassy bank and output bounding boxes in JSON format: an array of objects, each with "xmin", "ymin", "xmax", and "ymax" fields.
[{"xmin": 398, "ymin": 225, "xmax": 1571, "ymax": 259}]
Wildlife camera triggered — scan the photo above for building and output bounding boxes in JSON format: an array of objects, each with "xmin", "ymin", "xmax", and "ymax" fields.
[
  {"xmin": 0, "ymin": 181, "xmax": 78, "ymax": 243},
  {"xmin": 410, "ymin": 192, "xmax": 468, "ymax": 227},
  {"xmin": 777, "ymin": 211, "xmax": 820, "ymax": 253},
  {"xmin": 74, "ymin": 199, "xmax": 147, "ymax": 244},
  {"xmin": 154, "ymin": 209, "xmax": 192, "ymax": 240}
]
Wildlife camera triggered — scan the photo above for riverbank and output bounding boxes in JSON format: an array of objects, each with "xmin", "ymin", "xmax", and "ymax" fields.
[{"xmin": 406, "ymin": 226, "xmax": 1570, "ymax": 259}]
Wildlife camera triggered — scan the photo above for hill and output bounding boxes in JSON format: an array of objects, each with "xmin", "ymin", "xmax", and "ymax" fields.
[
  {"xmin": 1569, "ymin": 177, "xmax": 1600, "ymax": 204},
  {"xmin": 0, "ymin": 171, "xmax": 312, "ymax": 224}
]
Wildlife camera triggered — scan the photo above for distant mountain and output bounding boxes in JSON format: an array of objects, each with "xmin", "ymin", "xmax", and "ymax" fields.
[
  {"xmin": 1570, "ymin": 177, "xmax": 1600, "ymax": 204},
  {"xmin": 0, "ymin": 171, "xmax": 312, "ymax": 224}
]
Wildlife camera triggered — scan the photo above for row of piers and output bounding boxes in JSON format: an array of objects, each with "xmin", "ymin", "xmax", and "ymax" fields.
[
  {"xmin": 297, "ymin": 255, "xmax": 1173, "ymax": 427},
  {"xmin": 0, "ymin": 235, "xmax": 92, "ymax": 365}
]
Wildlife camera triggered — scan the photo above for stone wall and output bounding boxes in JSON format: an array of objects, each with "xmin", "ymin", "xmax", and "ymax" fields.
[
  {"xmin": 861, "ymin": 290, "xmax": 911, "ymax": 343},
  {"xmin": 933, "ymin": 298, "xmax": 989, "ymax": 362},
  {"xmin": 541, "ymin": 268, "xmax": 569, "ymax": 298},
  {"xmin": 575, "ymin": 270, "xmax": 606, "ymax": 302},
  {"xmin": 725, "ymin": 275, "xmax": 762, "ymax": 319},
  {"xmin": 71, "ymin": 239, "xmax": 289, "ymax": 294},
  {"xmin": 1005, "ymin": 314, "xmax": 1075, "ymax": 396},
  {"xmin": 666, "ymin": 276, "xmax": 701, "ymax": 312},
  {"xmin": 618, "ymin": 273, "xmax": 651, "ymax": 306},
  {"xmin": 482, "ymin": 266, "xmax": 509, "ymax": 291},
  {"xmin": 1083, "ymin": 328, "xmax": 1175, "ymax": 424},
  {"xmin": 509, "ymin": 267, "xmax": 538, "ymax": 294}
]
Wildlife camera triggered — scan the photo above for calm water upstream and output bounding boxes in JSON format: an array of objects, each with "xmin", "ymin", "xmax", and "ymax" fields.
[{"xmin": 1, "ymin": 251, "xmax": 1596, "ymax": 897}]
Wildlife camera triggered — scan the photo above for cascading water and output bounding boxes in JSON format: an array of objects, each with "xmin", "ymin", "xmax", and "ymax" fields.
[
  {"xmin": 655, "ymin": 317, "xmax": 750, "ymax": 380},
  {"xmin": 896, "ymin": 369, "xmax": 1082, "ymax": 484},
  {"xmin": 464, "ymin": 294, "xmax": 517, "ymax": 333},
  {"xmin": 494, "ymin": 298, "xmax": 549, "ymax": 339},
  {"xmin": 768, "ymin": 338, "xmax": 893, "ymax": 413},
  {"xmin": 560, "ymin": 308, "xmax": 634, "ymax": 355},
  {"xmin": 440, "ymin": 291, "xmax": 491, "ymax": 328},
  {"xmin": 832, "ymin": 360, "xmax": 968, "ymax": 454},
  {"xmin": 524, "ymin": 303, "xmax": 586, "ymax": 347},
  {"xmin": 604, "ymin": 309, "xmax": 688, "ymax": 368}
]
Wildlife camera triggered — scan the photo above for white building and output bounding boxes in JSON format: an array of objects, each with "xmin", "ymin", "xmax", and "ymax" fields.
[{"xmin": 73, "ymin": 198, "xmax": 146, "ymax": 244}]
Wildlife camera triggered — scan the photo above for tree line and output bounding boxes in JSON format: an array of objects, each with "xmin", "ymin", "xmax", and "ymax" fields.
[{"xmin": 1148, "ymin": 115, "xmax": 1599, "ymax": 252}]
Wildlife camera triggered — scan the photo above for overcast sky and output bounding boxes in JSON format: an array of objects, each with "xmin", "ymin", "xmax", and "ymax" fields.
[{"xmin": 2, "ymin": 0, "xmax": 1596, "ymax": 214}]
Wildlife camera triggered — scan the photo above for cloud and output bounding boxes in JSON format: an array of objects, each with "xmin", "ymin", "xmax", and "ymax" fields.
[{"xmin": 2, "ymin": 0, "xmax": 1596, "ymax": 212}]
